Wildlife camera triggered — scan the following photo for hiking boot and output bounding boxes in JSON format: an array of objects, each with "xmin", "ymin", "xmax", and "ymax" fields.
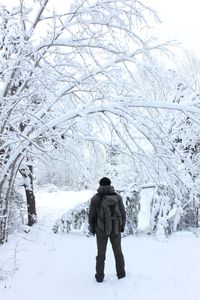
[
  {"xmin": 117, "ymin": 272, "xmax": 126, "ymax": 279},
  {"xmin": 96, "ymin": 278, "xmax": 103, "ymax": 283},
  {"xmin": 95, "ymin": 274, "xmax": 104, "ymax": 283}
]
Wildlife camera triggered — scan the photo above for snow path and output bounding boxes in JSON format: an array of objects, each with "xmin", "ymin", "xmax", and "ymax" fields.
[{"xmin": 1, "ymin": 190, "xmax": 200, "ymax": 300}]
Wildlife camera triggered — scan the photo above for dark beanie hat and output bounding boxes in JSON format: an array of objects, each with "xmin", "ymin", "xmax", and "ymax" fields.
[{"xmin": 99, "ymin": 177, "xmax": 111, "ymax": 186}]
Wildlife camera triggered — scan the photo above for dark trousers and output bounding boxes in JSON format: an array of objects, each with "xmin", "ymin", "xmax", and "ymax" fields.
[{"xmin": 95, "ymin": 234, "xmax": 125, "ymax": 280}]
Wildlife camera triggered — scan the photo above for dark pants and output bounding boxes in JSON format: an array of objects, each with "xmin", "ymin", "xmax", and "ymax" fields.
[{"xmin": 95, "ymin": 234, "xmax": 125, "ymax": 281}]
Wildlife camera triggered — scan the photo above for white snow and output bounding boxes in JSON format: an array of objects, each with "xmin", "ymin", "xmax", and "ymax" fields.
[{"xmin": 1, "ymin": 189, "xmax": 200, "ymax": 300}]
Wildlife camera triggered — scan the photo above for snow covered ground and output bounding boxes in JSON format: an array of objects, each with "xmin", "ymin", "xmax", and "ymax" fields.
[{"xmin": 1, "ymin": 189, "xmax": 200, "ymax": 300}]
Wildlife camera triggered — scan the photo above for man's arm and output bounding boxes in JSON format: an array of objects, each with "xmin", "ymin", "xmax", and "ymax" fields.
[
  {"xmin": 118, "ymin": 195, "xmax": 126, "ymax": 232},
  {"xmin": 88, "ymin": 196, "xmax": 98, "ymax": 234}
]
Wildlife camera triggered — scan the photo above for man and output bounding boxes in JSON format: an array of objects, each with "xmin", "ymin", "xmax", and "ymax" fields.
[{"xmin": 89, "ymin": 177, "xmax": 126, "ymax": 283}]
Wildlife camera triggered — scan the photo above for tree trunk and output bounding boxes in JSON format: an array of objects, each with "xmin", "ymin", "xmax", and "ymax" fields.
[
  {"xmin": 20, "ymin": 165, "xmax": 37, "ymax": 226},
  {"xmin": 25, "ymin": 189, "xmax": 37, "ymax": 226},
  {"xmin": 0, "ymin": 160, "xmax": 19, "ymax": 244},
  {"xmin": 0, "ymin": 180, "xmax": 10, "ymax": 244}
]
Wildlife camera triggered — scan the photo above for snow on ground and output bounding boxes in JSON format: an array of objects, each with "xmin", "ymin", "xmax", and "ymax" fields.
[{"xmin": 1, "ymin": 189, "xmax": 200, "ymax": 300}]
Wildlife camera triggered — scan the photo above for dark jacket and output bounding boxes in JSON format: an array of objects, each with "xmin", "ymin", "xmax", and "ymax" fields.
[{"xmin": 88, "ymin": 185, "xmax": 126, "ymax": 235}]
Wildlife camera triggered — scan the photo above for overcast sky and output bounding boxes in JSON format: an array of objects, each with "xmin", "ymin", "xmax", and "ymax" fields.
[{"xmin": 145, "ymin": 0, "xmax": 200, "ymax": 57}]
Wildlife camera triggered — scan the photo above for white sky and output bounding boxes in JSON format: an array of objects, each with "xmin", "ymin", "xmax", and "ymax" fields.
[
  {"xmin": 51, "ymin": 0, "xmax": 200, "ymax": 58},
  {"xmin": 145, "ymin": 0, "xmax": 200, "ymax": 57}
]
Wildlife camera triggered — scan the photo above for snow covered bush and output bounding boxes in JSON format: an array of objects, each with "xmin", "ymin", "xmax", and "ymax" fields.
[
  {"xmin": 178, "ymin": 188, "xmax": 200, "ymax": 230},
  {"xmin": 52, "ymin": 200, "xmax": 90, "ymax": 236},
  {"xmin": 150, "ymin": 184, "xmax": 183, "ymax": 239},
  {"xmin": 124, "ymin": 186, "xmax": 141, "ymax": 235}
]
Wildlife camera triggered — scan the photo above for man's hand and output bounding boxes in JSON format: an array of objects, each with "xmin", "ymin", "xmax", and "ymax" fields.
[{"xmin": 89, "ymin": 226, "xmax": 96, "ymax": 236}]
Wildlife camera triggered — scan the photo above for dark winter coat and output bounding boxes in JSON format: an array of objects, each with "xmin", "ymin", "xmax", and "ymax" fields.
[{"xmin": 88, "ymin": 185, "xmax": 126, "ymax": 235}]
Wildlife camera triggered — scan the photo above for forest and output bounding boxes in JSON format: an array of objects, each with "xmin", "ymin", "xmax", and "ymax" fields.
[{"xmin": 0, "ymin": 0, "xmax": 200, "ymax": 245}]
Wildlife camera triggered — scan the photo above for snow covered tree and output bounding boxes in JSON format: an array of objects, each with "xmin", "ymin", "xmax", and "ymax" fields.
[
  {"xmin": 169, "ymin": 94, "xmax": 200, "ymax": 229},
  {"xmin": 1, "ymin": 0, "xmax": 171, "ymax": 244},
  {"xmin": 2, "ymin": 0, "xmax": 200, "ymax": 244},
  {"xmin": 147, "ymin": 53, "xmax": 200, "ymax": 234},
  {"xmin": 169, "ymin": 56, "xmax": 200, "ymax": 229}
]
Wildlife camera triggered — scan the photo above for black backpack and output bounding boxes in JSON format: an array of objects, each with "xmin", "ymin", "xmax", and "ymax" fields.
[{"xmin": 97, "ymin": 194, "xmax": 122, "ymax": 235}]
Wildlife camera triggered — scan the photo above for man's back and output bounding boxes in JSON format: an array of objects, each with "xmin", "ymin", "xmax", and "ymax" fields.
[{"xmin": 89, "ymin": 185, "xmax": 126, "ymax": 235}]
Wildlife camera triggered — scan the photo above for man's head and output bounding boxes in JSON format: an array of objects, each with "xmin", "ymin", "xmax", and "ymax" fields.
[{"xmin": 99, "ymin": 177, "xmax": 111, "ymax": 186}]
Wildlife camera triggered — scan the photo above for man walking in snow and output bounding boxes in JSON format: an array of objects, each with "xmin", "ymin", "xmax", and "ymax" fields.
[{"xmin": 89, "ymin": 177, "xmax": 126, "ymax": 282}]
